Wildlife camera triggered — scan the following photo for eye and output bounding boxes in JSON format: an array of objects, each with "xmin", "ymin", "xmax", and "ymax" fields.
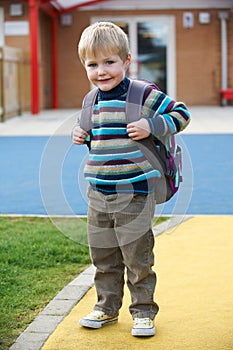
[
  {"xmin": 87, "ymin": 63, "xmax": 97, "ymax": 68},
  {"xmin": 106, "ymin": 60, "xmax": 114, "ymax": 65}
]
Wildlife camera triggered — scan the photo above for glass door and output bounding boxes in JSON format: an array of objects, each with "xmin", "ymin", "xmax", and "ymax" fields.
[
  {"xmin": 92, "ymin": 16, "xmax": 176, "ymax": 98},
  {"xmin": 137, "ymin": 21, "xmax": 168, "ymax": 92}
]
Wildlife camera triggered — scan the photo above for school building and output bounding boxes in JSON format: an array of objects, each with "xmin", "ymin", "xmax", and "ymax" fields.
[{"xmin": 0, "ymin": 0, "xmax": 233, "ymax": 120}]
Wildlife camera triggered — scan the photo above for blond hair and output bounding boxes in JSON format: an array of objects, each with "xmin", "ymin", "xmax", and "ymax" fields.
[{"xmin": 78, "ymin": 22, "xmax": 130, "ymax": 65}]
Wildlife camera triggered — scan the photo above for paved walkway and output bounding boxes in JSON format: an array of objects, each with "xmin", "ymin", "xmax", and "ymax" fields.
[
  {"xmin": 42, "ymin": 216, "xmax": 233, "ymax": 350},
  {"xmin": 3, "ymin": 106, "xmax": 233, "ymax": 350},
  {"xmin": 0, "ymin": 105, "xmax": 233, "ymax": 136}
]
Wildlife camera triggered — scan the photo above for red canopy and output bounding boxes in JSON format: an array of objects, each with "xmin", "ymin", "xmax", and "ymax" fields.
[{"xmin": 41, "ymin": 0, "xmax": 110, "ymax": 14}]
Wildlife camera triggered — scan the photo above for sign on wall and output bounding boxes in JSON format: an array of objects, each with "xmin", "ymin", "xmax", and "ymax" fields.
[
  {"xmin": 4, "ymin": 21, "xmax": 29, "ymax": 36},
  {"xmin": 183, "ymin": 12, "xmax": 194, "ymax": 29}
]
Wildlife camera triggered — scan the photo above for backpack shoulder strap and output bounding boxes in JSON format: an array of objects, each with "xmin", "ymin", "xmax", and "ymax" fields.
[
  {"xmin": 126, "ymin": 79, "xmax": 167, "ymax": 174},
  {"xmin": 79, "ymin": 87, "xmax": 98, "ymax": 132},
  {"xmin": 80, "ymin": 79, "xmax": 150, "ymax": 130},
  {"xmin": 79, "ymin": 79, "xmax": 155, "ymax": 130},
  {"xmin": 125, "ymin": 79, "xmax": 149, "ymax": 123}
]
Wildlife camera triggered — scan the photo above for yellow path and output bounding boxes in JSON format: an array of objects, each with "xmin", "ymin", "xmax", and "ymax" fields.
[{"xmin": 42, "ymin": 216, "xmax": 233, "ymax": 350}]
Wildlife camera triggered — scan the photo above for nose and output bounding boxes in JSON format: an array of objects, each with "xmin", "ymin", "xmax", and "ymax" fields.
[{"xmin": 97, "ymin": 64, "xmax": 106, "ymax": 75}]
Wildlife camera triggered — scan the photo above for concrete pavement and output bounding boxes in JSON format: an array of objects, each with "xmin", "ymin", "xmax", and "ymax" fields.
[{"xmin": 0, "ymin": 105, "xmax": 233, "ymax": 136}]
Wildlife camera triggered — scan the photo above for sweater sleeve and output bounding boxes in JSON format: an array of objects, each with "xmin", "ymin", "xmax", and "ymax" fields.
[{"xmin": 141, "ymin": 85, "xmax": 191, "ymax": 137}]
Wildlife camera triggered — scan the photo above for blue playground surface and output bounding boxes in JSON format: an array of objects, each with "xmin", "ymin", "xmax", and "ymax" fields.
[{"xmin": 0, "ymin": 134, "xmax": 232, "ymax": 215}]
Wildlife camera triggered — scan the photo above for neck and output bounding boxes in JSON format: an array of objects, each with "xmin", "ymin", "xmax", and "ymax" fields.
[{"xmin": 98, "ymin": 77, "xmax": 130, "ymax": 100}]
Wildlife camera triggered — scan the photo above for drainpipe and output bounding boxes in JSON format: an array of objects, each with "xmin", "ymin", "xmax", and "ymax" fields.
[
  {"xmin": 0, "ymin": 7, "xmax": 4, "ymax": 47},
  {"xmin": 0, "ymin": 7, "xmax": 4, "ymax": 120},
  {"xmin": 51, "ymin": 15, "xmax": 58, "ymax": 109},
  {"xmin": 29, "ymin": 0, "xmax": 39, "ymax": 114},
  {"xmin": 218, "ymin": 11, "xmax": 229, "ymax": 106}
]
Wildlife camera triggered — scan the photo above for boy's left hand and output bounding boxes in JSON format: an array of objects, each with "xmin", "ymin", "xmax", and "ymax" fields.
[{"xmin": 127, "ymin": 118, "xmax": 151, "ymax": 140}]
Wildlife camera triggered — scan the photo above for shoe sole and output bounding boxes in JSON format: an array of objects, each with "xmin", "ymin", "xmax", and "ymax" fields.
[
  {"xmin": 79, "ymin": 317, "xmax": 118, "ymax": 329},
  {"xmin": 132, "ymin": 327, "xmax": 156, "ymax": 337}
]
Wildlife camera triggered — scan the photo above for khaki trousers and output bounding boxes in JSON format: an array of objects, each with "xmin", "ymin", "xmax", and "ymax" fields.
[{"xmin": 87, "ymin": 187, "xmax": 159, "ymax": 319}]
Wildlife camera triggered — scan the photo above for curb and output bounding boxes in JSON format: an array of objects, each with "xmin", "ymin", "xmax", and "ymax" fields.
[
  {"xmin": 9, "ymin": 265, "xmax": 95, "ymax": 350},
  {"xmin": 9, "ymin": 215, "xmax": 192, "ymax": 350}
]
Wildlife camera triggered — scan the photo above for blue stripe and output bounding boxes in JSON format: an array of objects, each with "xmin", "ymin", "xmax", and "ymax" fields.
[
  {"xmin": 164, "ymin": 115, "xmax": 177, "ymax": 134},
  {"xmin": 92, "ymin": 128, "xmax": 127, "ymax": 136},
  {"xmin": 93, "ymin": 100, "xmax": 125, "ymax": 110},
  {"xmin": 86, "ymin": 170, "xmax": 160, "ymax": 185},
  {"xmin": 153, "ymin": 93, "xmax": 165, "ymax": 110},
  {"xmin": 158, "ymin": 95, "xmax": 171, "ymax": 111}
]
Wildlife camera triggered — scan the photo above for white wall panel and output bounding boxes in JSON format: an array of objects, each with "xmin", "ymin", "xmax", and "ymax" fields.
[{"xmin": 81, "ymin": 0, "xmax": 233, "ymax": 11}]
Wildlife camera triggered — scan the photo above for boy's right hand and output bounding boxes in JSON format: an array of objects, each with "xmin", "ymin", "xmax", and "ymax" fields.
[{"xmin": 72, "ymin": 126, "xmax": 88, "ymax": 145}]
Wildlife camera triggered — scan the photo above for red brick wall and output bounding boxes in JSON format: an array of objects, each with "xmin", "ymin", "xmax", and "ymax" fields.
[
  {"xmin": 2, "ymin": 2, "xmax": 232, "ymax": 108},
  {"xmin": 176, "ymin": 9, "xmax": 222, "ymax": 105},
  {"xmin": 58, "ymin": 8, "xmax": 230, "ymax": 107}
]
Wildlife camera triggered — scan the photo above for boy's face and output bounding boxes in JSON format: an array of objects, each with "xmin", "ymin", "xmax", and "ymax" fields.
[{"xmin": 84, "ymin": 51, "xmax": 131, "ymax": 91}]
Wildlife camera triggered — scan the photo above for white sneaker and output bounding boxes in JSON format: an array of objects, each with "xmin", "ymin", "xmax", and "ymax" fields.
[
  {"xmin": 132, "ymin": 317, "xmax": 156, "ymax": 337},
  {"xmin": 79, "ymin": 310, "xmax": 118, "ymax": 329}
]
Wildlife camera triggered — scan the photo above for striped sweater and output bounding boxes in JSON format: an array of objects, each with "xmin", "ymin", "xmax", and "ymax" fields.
[{"xmin": 83, "ymin": 77, "xmax": 190, "ymax": 194}]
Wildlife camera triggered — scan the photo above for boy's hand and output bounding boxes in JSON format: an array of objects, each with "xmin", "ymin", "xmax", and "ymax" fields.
[
  {"xmin": 72, "ymin": 126, "xmax": 88, "ymax": 145},
  {"xmin": 127, "ymin": 118, "xmax": 151, "ymax": 140}
]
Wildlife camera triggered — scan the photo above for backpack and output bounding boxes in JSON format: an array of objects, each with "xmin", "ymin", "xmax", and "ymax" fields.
[{"xmin": 79, "ymin": 79, "xmax": 182, "ymax": 204}]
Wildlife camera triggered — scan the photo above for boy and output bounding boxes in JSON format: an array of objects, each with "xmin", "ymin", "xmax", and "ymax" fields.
[{"xmin": 72, "ymin": 22, "xmax": 190, "ymax": 337}]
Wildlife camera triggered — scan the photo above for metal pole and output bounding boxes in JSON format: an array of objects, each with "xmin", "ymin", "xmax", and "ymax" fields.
[
  {"xmin": 218, "ymin": 11, "xmax": 229, "ymax": 106},
  {"xmin": 29, "ymin": 0, "xmax": 39, "ymax": 114},
  {"xmin": 0, "ymin": 7, "xmax": 4, "ymax": 47},
  {"xmin": 51, "ymin": 16, "xmax": 58, "ymax": 109},
  {"xmin": 0, "ymin": 8, "xmax": 4, "ymax": 120}
]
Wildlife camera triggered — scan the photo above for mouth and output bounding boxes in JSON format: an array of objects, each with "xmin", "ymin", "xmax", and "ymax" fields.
[{"xmin": 98, "ymin": 78, "xmax": 111, "ymax": 82}]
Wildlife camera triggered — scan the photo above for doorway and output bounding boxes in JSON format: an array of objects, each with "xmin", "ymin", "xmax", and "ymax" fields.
[{"xmin": 92, "ymin": 16, "xmax": 176, "ymax": 98}]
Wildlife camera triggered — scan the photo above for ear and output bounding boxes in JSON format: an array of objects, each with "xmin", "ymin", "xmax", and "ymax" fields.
[{"xmin": 124, "ymin": 53, "xmax": 131, "ymax": 70}]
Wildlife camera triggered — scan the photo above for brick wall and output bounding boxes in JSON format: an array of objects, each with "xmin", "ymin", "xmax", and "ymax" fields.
[
  {"xmin": 58, "ymin": 8, "xmax": 231, "ymax": 107},
  {"xmin": 1, "ymin": 2, "xmax": 232, "ymax": 108}
]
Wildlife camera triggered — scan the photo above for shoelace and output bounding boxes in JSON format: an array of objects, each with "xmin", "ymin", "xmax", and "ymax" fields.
[
  {"xmin": 133, "ymin": 317, "xmax": 151, "ymax": 326},
  {"xmin": 89, "ymin": 310, "xmax": 105, "ymax": 319}
]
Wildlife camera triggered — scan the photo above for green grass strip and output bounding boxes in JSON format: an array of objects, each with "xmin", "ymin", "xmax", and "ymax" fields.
[{"xmin": 0, "ymin": 216, "xmax": 90, "ymax": 350}]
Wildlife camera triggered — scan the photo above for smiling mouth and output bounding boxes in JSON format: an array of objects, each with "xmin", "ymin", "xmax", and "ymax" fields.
[{"xmin": 98, "ymin": 78, "xmax": 111, "ymax": 82}]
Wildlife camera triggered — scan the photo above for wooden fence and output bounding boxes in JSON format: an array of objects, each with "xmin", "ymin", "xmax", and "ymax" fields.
[{"xmin": 0, "ymin": 46, "xmax": 30, "ymax": 122}]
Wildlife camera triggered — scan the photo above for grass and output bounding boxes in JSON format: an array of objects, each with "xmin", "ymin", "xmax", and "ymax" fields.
[
  {"xmin": 0, "ymin": 216, "xmax": 90, "ymax": 350},
  {"xmin": 0, "ymin": 215, "xmax": 168, "ymax": 350}
]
